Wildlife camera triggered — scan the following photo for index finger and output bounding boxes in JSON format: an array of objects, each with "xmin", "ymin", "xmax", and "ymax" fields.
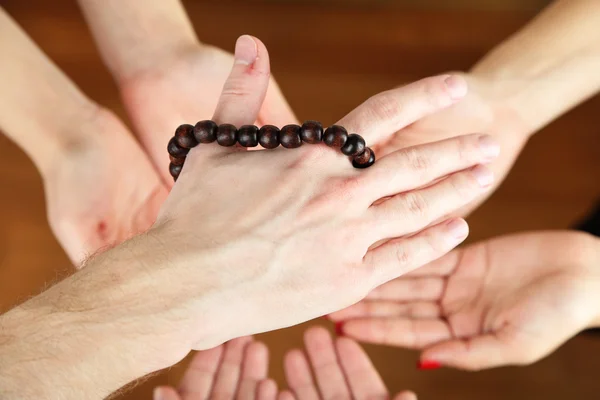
[{"xmin": 337, "ymin": 75, "xmax": 467, "ymax": 144}]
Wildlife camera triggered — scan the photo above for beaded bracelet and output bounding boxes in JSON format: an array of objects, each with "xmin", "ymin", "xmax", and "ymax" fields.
[{"xmin": 167, "ymin": 120, "xmax": 376, "ymax": 181}]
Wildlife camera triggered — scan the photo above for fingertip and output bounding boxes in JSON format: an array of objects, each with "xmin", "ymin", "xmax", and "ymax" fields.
[
  {"xmin": 257, "ymin": 378, "xmax": 278, "ymax": 399},
  {"xmin": 395, "ymin": 390, "xmax": 418, "ymax": 400},
  {"xmin": 444, "ymin": 218, "xmax": 469, "ymax": 244},
  {"xmin": 443, "ymin": 75, "xmax": 468, "ymax": 100},
  {"xmin": 234, "ymin": 34, "xmax": 258, "ymax": 66},
  {"xmin": 153, "ymin": 386, "xmax": 180, "ymax": 400}
]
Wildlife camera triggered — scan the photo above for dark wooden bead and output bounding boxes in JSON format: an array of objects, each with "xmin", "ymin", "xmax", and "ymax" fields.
[
  {"xmin": 258, "ymin": 125, "xmax": 280, "ymax": 149},
  {"xmin": 341, "ymin": 134, "xmax": 366, "ymax": 156},
  {"xmin": 217, "ymin": 124, "xmax": 238, "ymax": 146},
  {"xmin": 175, "ymin": 124, "xmax": 198, "ymax": 148},
  {"xmin": 323, "ymin": 125, "xmax": 348, "ymax": 148},
  {"xmin": 169, "ymin": 155, "xmax": 186, "ymax": 166},
  {"xmin": 194, "ymin": 120, "xmax": 218, "ymax": 143},
  {"xmin": 300, "ymin": 120, "xmax": 323, "ymax": 144},
  {"xmin": 169, "ymin": 162, "xmax": 183, "ymax": 178},
  {"xmin": 352, "ymin": 147, "xmax": 376, "ymax": 169},
  {"xmin": 167, "ymin": 137, "xmax": 190, "ymax": 158},
  {"xmin": 280, "ymin": 124, "xmax": 303, "ymax": 148},
  {"xmin": 238, "ymin": 125, "xmax": 259, "ymax": 147}
]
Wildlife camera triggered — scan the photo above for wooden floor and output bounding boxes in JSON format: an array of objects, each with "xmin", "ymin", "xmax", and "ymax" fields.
[{"xmin": 1, "ymin": 0, "xmax": 599, "ymax": 399}]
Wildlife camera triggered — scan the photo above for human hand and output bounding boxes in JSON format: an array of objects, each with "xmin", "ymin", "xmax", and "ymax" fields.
[
  {"xmin": 138, "ymin": 35, "xmax": 499, "ymax": 355},
  {"xmin": 120, "ymin": 40, "xmax": 296, "ymax": 184},
  {"xmin": 153, "ymin": 327, "xmax": 416, "ymax": 400},
  {"xmin": 154, "ymin": 337, "xmax": 278, "ymax": 400},
  {"xmin": 330, "ymin": 231, "xmax": 600, "ymax": 370},
  {"xmin": 0, "ymin": 8, "xmax": 168, "ymax": 265},
  {"xmin": 371, "ymin": 73, "xmax": 530, "ymax": 216},
  {"xmin": 280, "ymin": 326, "xmax": 416, "ymax": 400}
]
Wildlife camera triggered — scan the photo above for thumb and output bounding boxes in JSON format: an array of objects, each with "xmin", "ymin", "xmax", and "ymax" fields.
[
  {"xmin": 153, "ymin": 386, "xmax": 182, "ymax": 400},
  {"xmin": 212, "ymin": 35, "xmax": 271, "ymax": 128}
]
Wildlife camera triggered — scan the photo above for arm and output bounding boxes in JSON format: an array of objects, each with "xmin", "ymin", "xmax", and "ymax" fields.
[
  {"xmin": 0, "ymin": 8, "xmax": 98, "ymax": 176},
  {"xmin": 471, "ymin": 0, "xmax": 600, "ymax": 135},
  {"xmin": 0, "ymin": 243, "xmax": 202, "ymax": 399},
  {"xmin": 75, "ymin": 0, "xmax": 198, "ymax": 83}
]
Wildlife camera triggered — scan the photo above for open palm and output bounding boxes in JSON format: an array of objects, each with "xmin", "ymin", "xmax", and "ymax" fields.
[{"xmin": 330, "ymin": 231, "xmax": 600, "ymax": 370}]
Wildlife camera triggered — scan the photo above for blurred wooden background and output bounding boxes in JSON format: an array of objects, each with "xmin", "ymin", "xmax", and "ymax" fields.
[{"xmin": 1, "ymin": 0, "xmax": 600, "ymax": 399}]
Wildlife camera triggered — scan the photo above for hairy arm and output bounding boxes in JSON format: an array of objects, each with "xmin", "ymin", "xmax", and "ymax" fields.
[{"xmin": 0, "ymin": 238, "xmax": 212, "ymax": 400}]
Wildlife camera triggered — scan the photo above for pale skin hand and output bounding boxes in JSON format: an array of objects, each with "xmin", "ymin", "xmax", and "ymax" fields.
[
  {"xmin": 0, "ymin": 35, "xmax": 499, "ymax": 399},
  {"xmin": 155, "ymin": 327, "xmax": 417, "ymax": 400},
  {"xmin": 279, "ymin": 327, "xmax": 416, "ymax": 400},
  {"xmin": 154, "ymin": 337, "xmax": 279, "ymax": 400},
  {"xmin": 330, "ymin": 231, "xmax": 600, "ymax": 370},
  {"xmin": 77, "ymin": 0, "xmax": 297, "ymax": 184},
  {"xmin": 0, "ymin": 8, "xmax": 168, "ymax": 265},
  {"xmin": 376, "ymin": 0, "xmax": 600, "ymax": 217}
]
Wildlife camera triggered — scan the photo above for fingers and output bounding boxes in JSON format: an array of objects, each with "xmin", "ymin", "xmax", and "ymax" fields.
[
  {"xmin": 284, "ymin": 349, "xmax": 320, "ymax": 400},
  {"xmin": 256, "ymin": 379, "xmax": 279, "ymax": 400},
  {"xmin": 237, "ymin": 342, "xmax": 270, "ymax": 400},
  {"xmin": 277, "ymin": 391, "xmax": 297, "ymax": 400},
  {"xmin": 360, "ymin": 133, "xmax": 499, "ymax": 205},
  {"xmin": 335, "ymin": 337, "xmax": 388, "ymax": 399},
  {"xmin": 328, "ymin": 300, "xmax": 441, "ymax": 322},
  {"xmin": 403, "ymin": 250, "xmax": 462, "ymax": 278},
  {"xmin": 363, "ymin": 218, "xmax": 469, "ymax": 285},
  {"xmin": 369, "ymin": 165, "xmax": 493, "ymax": 240},
  {"xmin": 154, "ymin": 386, "xmax": 183, "ymax": 400},
  {"xmin": 394, "ymin": 391, "xmax": 418, "ymax": 400},
  {"xmin": 367, "ymin": 277, "xmax": 445, "ymax": 302},
  {"xmin": 339, "ymin": 317, "xmax": 452, "ymax": 349},
  {"xmin": 208, "ymin": 35, "xmax": 271, "ymax": 155},
  {"xmin": 420, "ymin": 333, "xmax": 515, "ymax": 371},
  {"xmin": 177, "ymin": 345, "xmax": 224, "ymax": 399},
  {"xmin": 303, "ymin": 327, "xmax": 351, "ymax": 400},
  {"xmin": 337, "ymin": 75, "xmax": 467, "ymax": 144},
  {"xmin": 211, "ymin": 336, "xmax": 254, "ymax": 399}
]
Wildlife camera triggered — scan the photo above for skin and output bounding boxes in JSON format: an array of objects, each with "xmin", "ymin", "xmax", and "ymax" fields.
[
  {"xmin": 0, "ymin": 34, "xmax": 499, "ymax": 399},
  {"xmin": 329, "ymin": 0, "xmax": 600, "ymax": 371},
  {"xmin": 155, "ymin": 327, "xmax": 417, "ymax": 400},
  {"xmin": 330, "ymin": 231, "xmax": 600, "ymax": 370}
]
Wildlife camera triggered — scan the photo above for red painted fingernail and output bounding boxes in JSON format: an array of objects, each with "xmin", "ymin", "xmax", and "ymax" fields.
[
  {"xmin": 417, "ymin": 360, "xmax": 441, "ymax": 370},
  {"xmin": 334, "ymin": 322, "xmax": 345, "ymax": 336}
]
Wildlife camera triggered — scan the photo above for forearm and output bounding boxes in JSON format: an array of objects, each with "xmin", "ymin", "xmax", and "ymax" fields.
[
  {"xmin": 77, "ymin": 0, "xmax": 198, "ymax": 83},
  {"xmin": 471, "ymin": 0, "xmax": 600, "ymax": 135},
  {"xmin": 0, "ymin": 238, "xmax": 201, "ymax": 399},
  {"xmin": 0, "ymin": 8, "xmax": 99, "ymax": 175}
]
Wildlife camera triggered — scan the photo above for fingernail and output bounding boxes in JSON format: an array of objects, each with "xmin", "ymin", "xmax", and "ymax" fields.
[
  {"xmin": 444, "ymin": 75, "xmax": 468, "ymax": 100},
  {"xmin": 478, "ymin": 135, "xmax": 500, "ymax": 160},
  {"xmin": 335, "ymin": 322, "xmax": 345, "ymax": 336},
  {"xmin": 471, "ymin": 165, "xmax": 494, "ymax": 187},
  {"xmin": 446, "ymin": 219, "xmax": 469, "ymax": 241},
  {"xmin": 234, "ymin": 35, "xmax": 258, "ymax": 65},
  {"xmin": 153, "ymin": 387, "xmax": 164, "ymax": 400},
  {"xmin": 417, "ymin": 360, "xmax": 442, "ymax": 370}
]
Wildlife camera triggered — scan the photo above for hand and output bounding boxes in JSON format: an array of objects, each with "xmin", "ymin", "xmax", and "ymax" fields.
[
  {"xmin": 154, "ymin": 337, "xmax": 278, "ymax": 400},
  {"xmin": 0, "ymin": 8, "xmax": 168, "ymax": 265},
  {"xmin": 120, "ymin": 39, "xmax": 296, "ymax": 184},
  {"xmin": 280, "ymin": 326, "xmax": 416, "ymax": 400},
  {"xmin": 43, "ymin": 111, "xmax": 168, "ymax": 264},
  {"xmin": 329, "ymin": 231, "xmax": 600, "ymax": 370},
  {"xmin": 372, "ymin": 73, "xmax": 530, "ymax": 216},
  {"xmin": 153, "ymin": 327, "xmax": 416, "ymax": 400},
  {"xmin": 144, "ymin": 35, "xmax": 498, "ymax": 353}
]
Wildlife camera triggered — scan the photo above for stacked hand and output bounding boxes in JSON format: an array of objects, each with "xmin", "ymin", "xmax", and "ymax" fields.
[
  {"xmin": 330, "ymin": 231, "xmax": 600, "ymax": 370},
  {"xmin": 155, "ymin": 327, "xmax": 416, "ymax": 400}
]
